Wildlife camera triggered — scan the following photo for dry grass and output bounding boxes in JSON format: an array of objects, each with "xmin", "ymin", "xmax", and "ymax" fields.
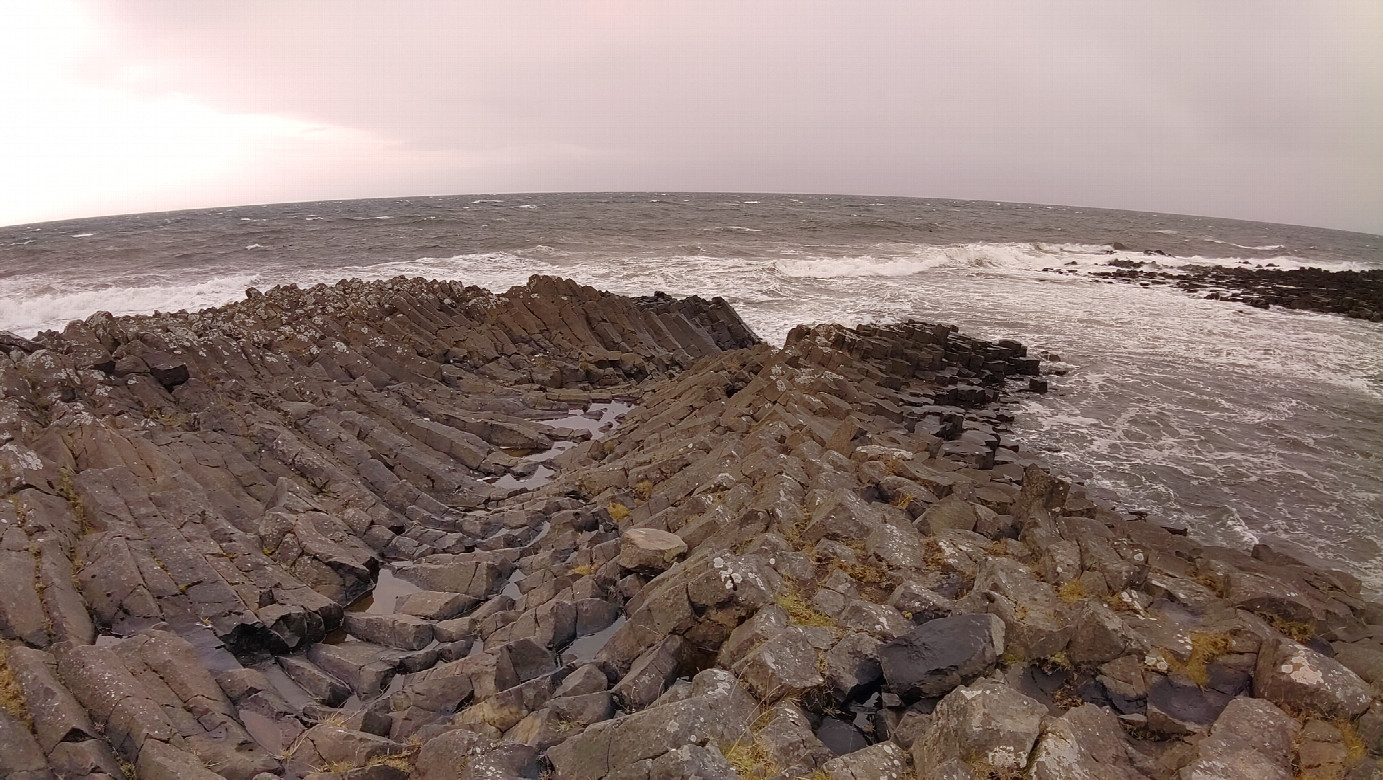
[
  {"xmin": 366, "ymin": 739, "xmax": 421, "ymax": 772},
  {"xmin": 608, "ymin": 502, "xmax": 630, "ymax": 522},
  {"xmin": 0, "ymin": 643, "xmax": 31, "ymax": 726},
  {"xmin": 1057, "ymin": 579, "xmax": 1088, "ymax": 603},
  {"xmin": 1163, "ymin": 632, "xmax": 1231, "ymax": 688},
  {"xmin": 922, "ymin": 538, "xmax": 949, "ymax": 570},
  {"xmin": 633, "ymin": 479, "xmax": 654, "ymax": 502},
  {"xmin": 56, "ymin": 467, "xmax": 90, "ymax": 533},
  {"xmin": 1267, "ymin": 614, "xmax": 1315, "ymax": 643},
  {"xmin": 725, "ymin": 736, "xmax": 780, "ymax": 779},
  {"xmin": 775, "ymin": 590, "xmax": 835, "ymax": 628},
  {"xmin": 890, "ymin": 492, "xmax": 914, "ymax": 510},
  {"xmin": 965, "ymin": 755, "xmax": 1026, "ymax": 780},
  {"xmin": 1337, "ymin": 719, "xmax": 1367, "ymax": 765},
  {"xmin": 568, "ymin": 563, "xmax": 597, "ymax": 577}
]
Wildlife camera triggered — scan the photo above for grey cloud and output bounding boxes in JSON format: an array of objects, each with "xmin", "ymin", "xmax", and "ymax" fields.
[{"xmin": 73, "ymin": 1, "xmax": 1383, "ymax": 232}]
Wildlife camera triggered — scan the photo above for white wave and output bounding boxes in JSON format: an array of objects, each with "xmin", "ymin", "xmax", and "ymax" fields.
[
  {"xmin": 245, "ymin": 243, "xmax": 269, "ymax": 250},
  {"xmin": 472, "ymin": 199, "xmax": 503, "ymax": 204},
  {"xmin": 518, "ymin": 204, "xmax": 538, "ymax": 209},
  {"xmin": 777, "ymin": 255, "xmax": 950, "ymax": 278},
  {"xmin": 774, "ymin": 242, "xmax": 1092, "ymax": 278},
  {"xmin": 0, "ymin": 273, "xmax": 260, "ymax": 336},
  {"xmin": 70, "ymin": 233, "xmax": 94, "ymax": 238}
]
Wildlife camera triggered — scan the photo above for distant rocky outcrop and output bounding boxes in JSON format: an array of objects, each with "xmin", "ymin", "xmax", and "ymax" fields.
[
  {"xmin": 1, "ymin": 275, "xmax": 1380, "ymax": 779},
  {"xmin": 1087, "ymin": 263, "xmax": 1383, "ymax": 321}
]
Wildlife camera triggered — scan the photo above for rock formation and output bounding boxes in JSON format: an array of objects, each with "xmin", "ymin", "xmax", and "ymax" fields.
[
  {"xmin": 0, "ymin": 275, "xmax": 1380, "ymax": 779},
  {"xmin": 1085, "ymin": 263, "xmax": 1383, "ymax": 321}
]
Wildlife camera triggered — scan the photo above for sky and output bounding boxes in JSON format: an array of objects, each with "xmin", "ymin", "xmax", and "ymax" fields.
[{"xmin": 3, "ymin": 1, "xmax": 1381, "ymax": 234}]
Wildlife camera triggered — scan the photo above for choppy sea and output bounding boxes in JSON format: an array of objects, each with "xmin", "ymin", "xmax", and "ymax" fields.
[{"xmin": 2, "ymin": 193, "xmax": 1381, "ymax": 590}]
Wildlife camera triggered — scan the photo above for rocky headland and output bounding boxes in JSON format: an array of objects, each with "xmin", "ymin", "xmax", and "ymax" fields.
[
  {"xmin": 1, "ymin": 275, "xmax": 1381, "ymax": 780},
  {"xmin": 1083, "ymin": 262, "xmax": 1383, "ymax": 321}
]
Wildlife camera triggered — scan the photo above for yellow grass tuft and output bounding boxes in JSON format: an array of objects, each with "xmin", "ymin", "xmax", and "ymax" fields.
[
  {"xmin": 775, "ymin": 591, "xmax": 835, "ymax": 628},
  {"xmin": 724, "ymin": 736, "xmax": 780, "ymax": 779},
  {"xmin": 1164, "ymin": 632, "xmax": 1232, "ymax": 688},
  {"xmin": 608, "ymin": 502, "xmax": 630, "ymax": 522},
  {"xmin": 1057, "ymin": 579, "xmax": 1088, "ymax": 603},
  {"xmin": 0, "ymin": 643, "xmax": 31, "ymax": 726}
]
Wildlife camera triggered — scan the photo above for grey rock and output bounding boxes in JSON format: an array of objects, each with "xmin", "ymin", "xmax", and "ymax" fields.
[
  {"xmin": 7, "ymin": 646, "xmax": 98, "ymax": 752},
  {"xmin": 1255, "ymin": 635, "xmax": 1375, "ymax": 719},
  {"xmin": 553, "ymin": 664, "xmax": 610, "ymax": 697},
  {"xmin": 648, "ymin": 744, "xmax": 738, "ymax": 780},
  {"xmin": 750, "ymin": 701, "xmax": 833, "ymax": 778},
  {"xmin": 888, "ymin": 580, "xmax": 954, "ymax": 623},
  {"xmin": 546, "ymin": 669, "xmax": 757, "ymax": 780},
  {"xmin": 137, "ymin": 739, "xmax": 222, "ymax": 780},
  {"xmin": 397, "ymin": 590, "xmax": 477, "ymax": 620},
  {"xmin": 879, "ymin": 613, "xmax": 1004, "ymax": 701},
  {"xmin": 1029, "ymin": 704, "xmax": 1142, "ymax": 780},
  {"xmin": 279, "ymin": 655, "xmax": 352, "ymax": 707},
  {"xmin": 413, "ymin": 728, "xmax": 541, "ymax": 780},
  {"xmin": 345, "ymin": 613, "xmax": 435, "ymax": 651},
  {"xmin": 822, "ymin": 741, "xmax": 910, "ymax": 780},
  {"xmin": 614, "ymin": 635, "xmax": 689, "ymax": 710},
  {"xmin": 822, "ymin": 631, "xmax": 883, "ymax": 701},
  {"xmin": 921, "ymin": 495, "xmax": 979, "ymax": 534},
  {"xmin": 1146, "ymin": 676, "xmax": 1232, "ymax": 736},
  {"xmin": 732, "ymin": 625, "xmax": 825, "ymax": 703},
  {"xmin": 307, "ymin": 641, "xmax": 402, "ymax": 697},
  {"xmin": 911, "ymin": 679, "xmax": 1047, "ymax": 778},
  {"xmin": 816, "ymin": 716, "xmax": 869, "ymax": 755},
  {"xmin": 0, "ymin": 711, "xmax": 49, "ymax": 778},
  {"xmin": 959, "ymin": 556, "xmax": 1071, "ymax": 661},
  {"xmin": 619, "ymin": 528, "xmax": 688, "ymax": 573}
]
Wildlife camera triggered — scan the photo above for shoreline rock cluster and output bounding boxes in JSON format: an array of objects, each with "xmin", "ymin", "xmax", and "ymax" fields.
[
  {"xmin": 1085, "ymin": 263, "xmax": 1383, "ymax": 321},
  {"xmin": 1, "ymin": 276, "xmax": 1380, "ymax": 779}
]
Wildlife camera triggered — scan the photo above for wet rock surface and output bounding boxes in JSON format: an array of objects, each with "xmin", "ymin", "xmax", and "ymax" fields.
[
  {"xmin": 1084, "ymin": 262, "xmax": 1383, "ymax": 320},
  {"xmin": 0, "ymin": 274, "xmax": 1379, "ymax": 778}
]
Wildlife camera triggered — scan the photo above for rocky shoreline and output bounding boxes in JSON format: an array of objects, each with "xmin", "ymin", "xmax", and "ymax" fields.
[
  {"xmin": 1, "ymin": 275, "xmax": 1380, "ymax": 779},
  {"xmin": 1081, "ymin": 261, "xmax": 1383, "ymax": 321}
]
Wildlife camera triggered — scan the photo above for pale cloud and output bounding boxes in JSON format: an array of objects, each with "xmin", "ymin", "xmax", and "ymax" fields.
[{"xmin": 3, "ymin": 1, "xmax": 1381, "ymax": 232}]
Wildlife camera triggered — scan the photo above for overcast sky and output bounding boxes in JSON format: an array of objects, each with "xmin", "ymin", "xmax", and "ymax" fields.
[{"xmin": 4, "ymin": 1, "xmax": 1381, "ymax": 233}]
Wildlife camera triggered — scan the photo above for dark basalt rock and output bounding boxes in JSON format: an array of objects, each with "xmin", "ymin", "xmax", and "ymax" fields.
[
  {"xmin": 1088, "ymin": 264, "xmax": 1383, "ymax": 320},
  {"xmin": 0, "ymin": 275, "xmax": 1377, "ymax": 779},
  {"xmin": 879, "ymin": 613, "xmax": 1005, "ymax": 701}
]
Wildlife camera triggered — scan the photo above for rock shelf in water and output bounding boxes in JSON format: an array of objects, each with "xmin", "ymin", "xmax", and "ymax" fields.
[{"xmin": 0, "ymin": 275, "xmax": 1380, "ymax": 779}]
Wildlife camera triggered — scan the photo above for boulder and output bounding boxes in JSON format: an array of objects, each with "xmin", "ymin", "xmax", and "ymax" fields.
[
  {"xmin": 1254, "ymin": 635, "xmax": 1375, "ymax": 719},
  {"xmin": 647, "ymin": 744, "xmax": 738, "ymax": 780},
  {"xmin": 911, "ymin": 680, "xmax": 1047, "ymax": 778},
  {"xmin": 344, "ymin": 613, "xmax": 434, "ymax": 650},
  {"xmin": 546, "ymin": 669, "xmax": 757, "ymax": 780},
  {"xmin": 822, "ymin": 741, "xmax": 910, "ymax": 780},
  {"xmin": 1146, "ymin": 676, "xmax": 1232, "ymax": 736},
  {"xmin": 619, "ymin": 528, "xmax": 689, "ymax": 573},
  {"xmin": 1028, "ymin": 704, "xmax": 1142, "ymax": 780},
  {"xmin": 0, "ymin": 711, "xmax": 49, "ymax": 779},
  {"xmin": 748, "ymin": 701, "xmax": 833, "ymax": 778},
  {"xmin": 613, "ymin": 635, "xmax": 690, "ymax": 710},
  {"xmin": 879, "ymin": 613, "xmax": 1004, "ymax": 701},
  {"xmin": 397, "ymin": 591, "xmax": 477, "ymax": 621},
  {"xmin": 732, "ymin": 626, "xmax": 826, "ymax": 703}
]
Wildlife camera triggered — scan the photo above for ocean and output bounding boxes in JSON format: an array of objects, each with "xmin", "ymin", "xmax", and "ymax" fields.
[{"xmin": 2, "ymin": 192, "xmax": 1381, "ymax": 590}]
